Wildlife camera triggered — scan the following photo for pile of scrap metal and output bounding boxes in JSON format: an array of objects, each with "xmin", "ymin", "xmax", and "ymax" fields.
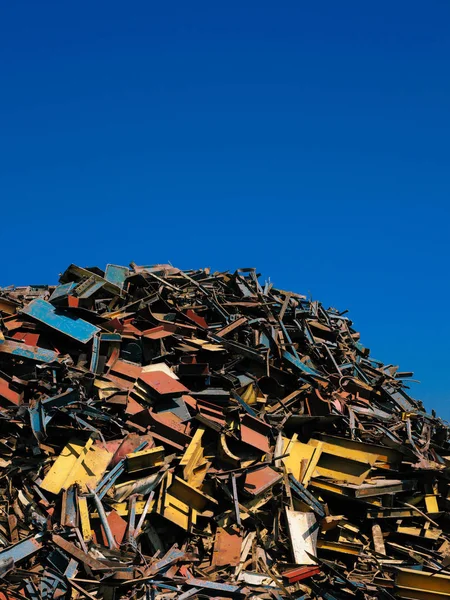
[{"xmin": 0, "ymin": 262, "xmax": 449, "ymax": 600}]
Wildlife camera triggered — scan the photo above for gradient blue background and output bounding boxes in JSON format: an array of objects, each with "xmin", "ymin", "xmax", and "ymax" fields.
[{"xmin": 1, "ymin": 2, "xmax": 449, "ymax": 415}]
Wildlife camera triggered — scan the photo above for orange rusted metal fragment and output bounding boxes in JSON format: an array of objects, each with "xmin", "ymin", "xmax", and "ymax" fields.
[
  {"xmin": 138, "ymin": 371, "xmax": 189, "ymax": 396},
  {"xmin": 101, "ymin": 510, "xmax": 128, "ymax": 547},
  {"xmin": 212, "ymin": 527, "xmax": 242, "ymax": 567},
  {"xmin": 243, "ymin": 466, "xmax": 282, "ymax": 497}
]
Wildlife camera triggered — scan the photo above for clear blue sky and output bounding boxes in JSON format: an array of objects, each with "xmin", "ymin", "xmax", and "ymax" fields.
[{"xmin": 1, "ymin": 2, "xmax": 449, "ymax": 416}]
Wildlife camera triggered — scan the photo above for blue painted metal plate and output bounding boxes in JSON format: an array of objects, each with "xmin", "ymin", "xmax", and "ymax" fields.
[
  {"xmin": 76, "ymin": 279, "xmax": 104, "ymax": 299},
  {"xmin": 0, "ymin": 534, "xmax": 44, "ymax": 563},
  {"xmin": 100, "ymin": 333, "xmax": 122, "ymax": 342},
  {"xmin": 49, "ymin": 282, "xmax": 77, "ymax": 302},
  {"xmin": 105, "ymin": 264, "xmax": 129, "ymax": 289},
  {"xmin": 0, "ymin": 339, "xmax": 59, "ymax": 363},
  {"xmin": 21, "ymin": 299, "xmax": 100, "ymax": 344}
]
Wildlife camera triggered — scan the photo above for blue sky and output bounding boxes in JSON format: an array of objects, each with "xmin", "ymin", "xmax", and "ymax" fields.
[{"xmin": 1, "ymin": 2, "xmax": 449, "ymax": 416}]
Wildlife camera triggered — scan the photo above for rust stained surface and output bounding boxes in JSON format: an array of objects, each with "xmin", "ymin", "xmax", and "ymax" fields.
[
  {"xmin": 125, "ymin": 396, "xmax": 145, "ymax": 415},
  {"xmin": 185, "ymin": 309, "xmax": 208, "ymax": 329},
  {"xmin": 197, "ymin": 400, "xmax": 226, "ymax": 426},
  {"xmin": 108, "ymin": 360, "xmax": 142, "ymax": 389},
  {"xmin": 109, "ymin": 434, "xmax": 154, "ymax": 467},
  {"xmin": 0, "ymin": 377, "xmax": 23, "ymax": 406},
  {"xmin": 243, "ymin": 466, "xmax": 282, "ymax": 496},
  {"xmin": 240, "ymin": 413, "xmax": 272, "ymax": 453},
  {"xmin": 1, "ymin": 261, "xmax": 449, "ymax": 598},
  {"xmin": 11, "ymin": 332, "xmax": 40, "ymax": 346},
  {"xmin": 138, "ymin": 371, "xmax": 189, "ymax": 395},
  {"xmin": 101, "ymin": 510, "xmax": 127, "ymax": 546},
  {"xmin": 212, "ymin": 527, "xmax": 242, "ymax": 567},
  {"xmin": 142, "ymin": 324, "xmax": 177, "ymax": 339},
  {"xmin": 283, "ymin": 565, "xmax": 321, "ymax": 583}
]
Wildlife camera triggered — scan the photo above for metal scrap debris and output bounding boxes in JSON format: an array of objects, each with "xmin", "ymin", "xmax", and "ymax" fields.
[{"xmin": 0, "ymin": 262, "xmax": 448, "ymax": 599}]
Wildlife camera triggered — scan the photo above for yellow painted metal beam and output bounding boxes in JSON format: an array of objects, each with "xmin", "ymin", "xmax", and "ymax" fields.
[
  {"xmin": 126, "ymin": 446, "xmax": 165, "ymax": 472},
  {"xmin": 316, "ymin": 539, "xmax": 362, "ymax": 555},
  {"xmin": 180, "ymin": 426, "xmax": 209, "ymax": 487},
  {"xmin": 240, "ymin": 383, "xmax": 257, "ymax": 406},
  {"xmin": 282, "ymin": 435, "xmax": 321, "ymax": 486},
  {"xmin": 308, "ymin": 439, "xmax": 378, "ymax": 485},
  {"xmin": 168, "ymin": 474, "xmax": 218, "ymax": 512},
  {"xmin": 395, "ymin": 568, "xmax": 450, "ymax": 599},
  {"xmin": 425, "ymin": 494, "xmax": 440, "ymax": 514},
  {"xmin": 41, "ymin": 438, "xmax": 113, "ymax": 494},
  {"xmin": 397, "ymin": 525, "xmax": 442, "ymax": 539},
  {"xmin": 318, "ymin": 434, "xmax": 401, "ymax": 466},
  {"xmin": 155, "ymin": 472, "xmax": 197, "ymax": 531},
  {"xmin": 78, "ymin": 496, "xmax": 92, "ymax": 541}
]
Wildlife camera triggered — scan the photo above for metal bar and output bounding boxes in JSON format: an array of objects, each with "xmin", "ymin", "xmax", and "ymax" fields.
[
  {"xmin": 231, "ymin": 473, "xmax": 241, "ymax": 528},
  {"xmin": 88, "ymin": 487, "xmax": 117, "ymax": 549},
  {"xmin": 133, "ymin": 491, "xmax": 155, "ymax": 539}
]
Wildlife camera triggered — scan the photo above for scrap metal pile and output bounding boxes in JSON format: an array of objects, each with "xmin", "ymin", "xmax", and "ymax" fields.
[{"xmin": 0, "ymin": 263, "xmax": 449, "ymax": 600}]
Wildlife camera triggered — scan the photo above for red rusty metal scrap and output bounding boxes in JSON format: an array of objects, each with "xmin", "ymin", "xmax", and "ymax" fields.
[
  {"xmin": 196, "ymin": 399, "xmax": 226, "ymax": 425},
  {"xmin": 2, "ymin": 317, "xmax": 24, "ymax": 331},
  {"xmin": 109, "ymin": 434, "xmax": 155, "ymax": 467},
  {"xmin": 138, "ymin": 370, "xmax": 189, "ymax": 395},
  {"xmin": 182, "ymin": 394, "xmax": 197, "ymax": 412},
  {"xmin": 108, "ymin": 359, "xmax": 142, "ymax": 389},
  {"xmin": 100, "ymin": 510, "xmax": 127, "ymax": 546},
  {"xmin": 243, "ymin": 465, "xmax": 283, "ymax": 496},
  {"xmin": 125, "ymin": 395, "xmax": 145, "ymax": 415},
  {"xmin": 283, "ymin": 565, "xmax": 321, "ymax": 583},
  {"xmin": 0, "ymin": 298, "xmax": 19, "ymax": 316},
  {"xmin": 185, "ymin": 309, "xmax": 208, "ymax": 329},
  {"xmin": 51, "ymin": 534, "xmax": 106, "ymax": 570},
  {"xmin": 142, "ymin": 324, "xmax": 177, "ymax": 339},
  {"xmin": 240, "ymin": 413, "xmax": 272, "ymax": 453},
  {"xmin": 11, "ymin": 331, "xmax": 40, "ymax": 346},
  {"xmin": 0, "ymin": 261, "xmax": 449, "ymax": 600},
  {"xmin": 131, "ymin": 409, "xmax": 192, "ymax": 446},
  {"xmin": 212, "ymin": 527, "xmax": 242, "ymax": 567},
  {"xmin": 0, "ymin": 376, "xmax": 23, "ymax": 406}
]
